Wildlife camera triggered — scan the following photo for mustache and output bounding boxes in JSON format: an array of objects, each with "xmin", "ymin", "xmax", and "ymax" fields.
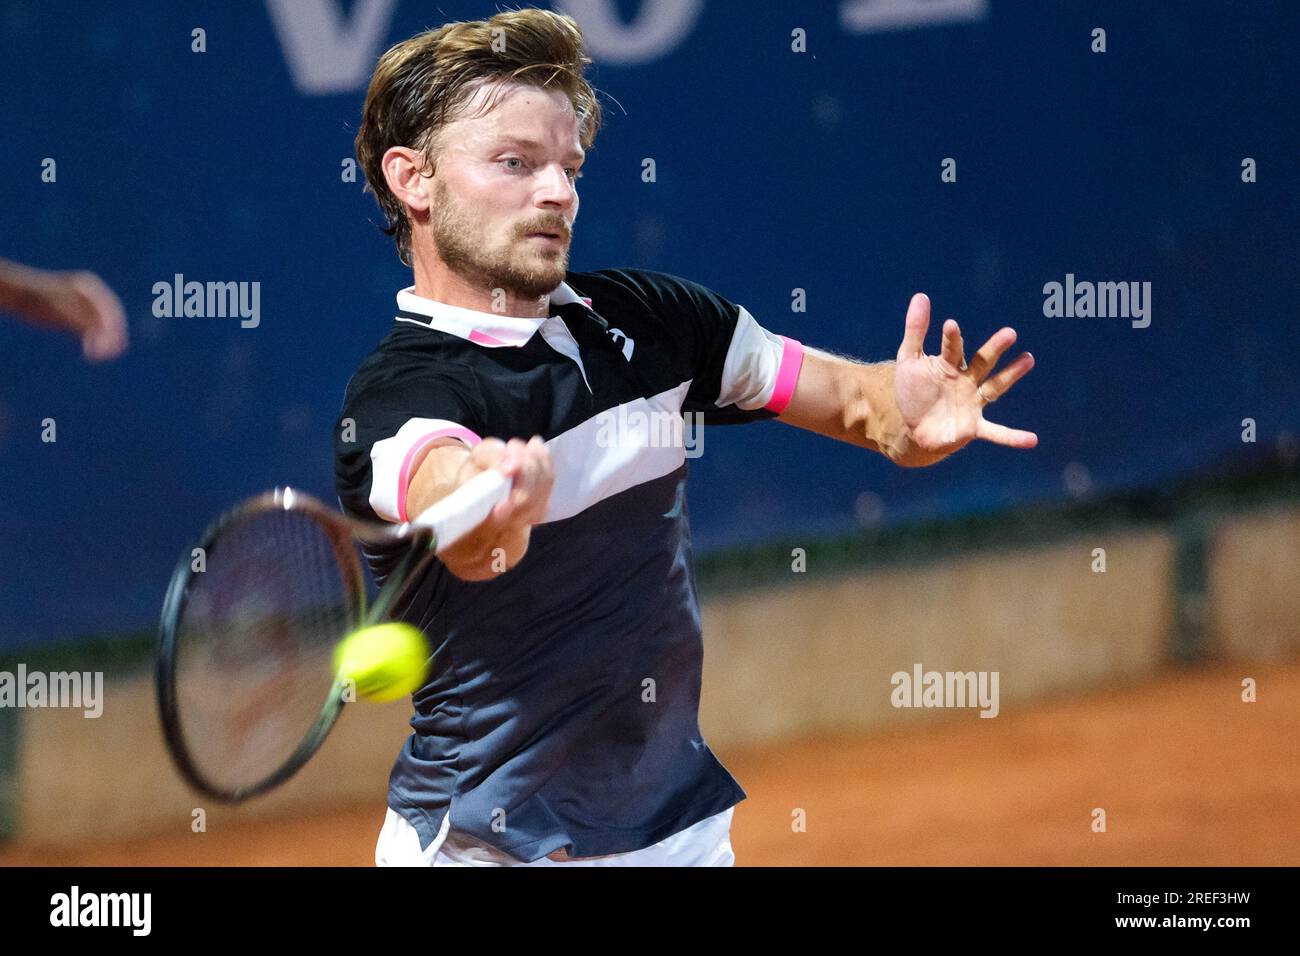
[{"xmin": 521, "ymin": 221, "xmax": 571, "ymax": 238}]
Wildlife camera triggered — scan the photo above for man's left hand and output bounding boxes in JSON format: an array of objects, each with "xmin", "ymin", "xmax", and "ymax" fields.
[{"xmin": 893, "ymin": 292, "xmax": 1038, "ymax": 457}]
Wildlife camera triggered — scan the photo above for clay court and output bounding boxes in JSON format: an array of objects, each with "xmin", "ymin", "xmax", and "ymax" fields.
[{"xmin": 4, "ymin": 658, "xmax": 1294, "ymax": 867}]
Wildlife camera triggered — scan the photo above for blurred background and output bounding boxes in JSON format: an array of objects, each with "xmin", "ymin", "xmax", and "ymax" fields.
[{"xmin": 1, "ymin": 0, "xmax": 1297, "ymax": 865}]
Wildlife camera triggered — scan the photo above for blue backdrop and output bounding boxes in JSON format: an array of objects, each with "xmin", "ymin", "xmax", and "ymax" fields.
[{"xmin": 1, "ymin": 0, "xmax": 1297, "ymax": 645}]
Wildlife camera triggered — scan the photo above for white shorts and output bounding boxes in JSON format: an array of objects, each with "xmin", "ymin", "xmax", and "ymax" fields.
[{"xmin": 375, "ymin": 805, "xmax": 736, "ymax": 867}]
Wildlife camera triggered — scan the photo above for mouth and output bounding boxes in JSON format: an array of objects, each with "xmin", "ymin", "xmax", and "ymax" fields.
[{"xmin": 525, "ymin": 230, "xmax": 566, "ymax": 243}]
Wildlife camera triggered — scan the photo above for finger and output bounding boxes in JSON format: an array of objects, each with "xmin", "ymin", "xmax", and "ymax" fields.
[
  {"xmin": 975, "ymin": 418, "xmax": 1038, "ymax": 448},
  {"xmin": 940, "ymin": 318, "xmax": 964, "ymax": 370},
  {"xmin": 967, "ymin": 327, "xmax": 1017, "ymax": 382},
  {"xmin": 526, "ymin": 437, "xmax": 551, "ymax": 487},
  {"xmin": 519, "ymin": 439, "xmax": 548, "ymax": 498},
  {"xmin": 489, "ymin": 444, "xmax": 518, "ymax": 519},
  {"xmin": 517, "ymin": 457, "xmax": 548, "ymax": 521},
  {"xmin": 527, "ymin": 435, "xmax": 546, "ymax": 464},
  {"xmin": 896, "ymin": 293, "xmax": 931, "ymax": 362},
  {"xmin": 85, "ymin": 279, "xmax": 126, "ymax": 333},
  {"xmin": 503, "ymin": 438, "xmax": 526, "ymax": 474},
  {"xmin": 82, "ymin": 328, "xmax": 118, "ymax": 362},
  {"xmin": 495, "ymin": 462, "xmax": 527, "ymax": 520},
  {"xmin": 514, "ymin": 448, "xmax": 538, "ymax": 507},
  {"xmin": 492, "ymin": 438, "xmax": 546, "ymax": 520},
  {"xmin": 495, "ymin": 446, "xmax": 515, "ymax": 479},
  {"xmin": 81, "ymin": 288, "xmax": 128, "ymax": 361},
  {"xmin": 977, "ymin": 352, "xmax": 1035, "ymax": 402}
]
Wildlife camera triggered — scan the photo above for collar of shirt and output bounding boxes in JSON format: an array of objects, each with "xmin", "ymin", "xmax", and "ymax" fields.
[{"xmin": 394, "ymin": 281, "xmax": 593, "ymax": 348}]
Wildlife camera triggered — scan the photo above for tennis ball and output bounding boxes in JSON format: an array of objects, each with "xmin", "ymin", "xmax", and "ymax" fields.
[{"xmin": 334, "ymin": 622, "xmax": 430, "ymax": 703}]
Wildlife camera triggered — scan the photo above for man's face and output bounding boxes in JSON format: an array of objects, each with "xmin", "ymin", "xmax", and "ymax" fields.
[{"xmin": 426, "ymin": 81, "xmax": 584, "ymax": 302}]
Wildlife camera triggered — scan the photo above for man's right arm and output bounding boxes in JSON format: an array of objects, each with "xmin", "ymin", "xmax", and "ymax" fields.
[{"xmin": 405, "ymin": 434, "xmax": 554, "ymax": 582}]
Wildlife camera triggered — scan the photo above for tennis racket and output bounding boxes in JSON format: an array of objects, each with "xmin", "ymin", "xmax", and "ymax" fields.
[{"xmin": 156, "ymin": 468, "xmax": 511, "ymax": 803}]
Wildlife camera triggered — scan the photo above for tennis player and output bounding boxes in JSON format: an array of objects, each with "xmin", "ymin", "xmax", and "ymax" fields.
[{"xmin": 335, "ymin": 8, "xmax": 1037, "ymax": 867}]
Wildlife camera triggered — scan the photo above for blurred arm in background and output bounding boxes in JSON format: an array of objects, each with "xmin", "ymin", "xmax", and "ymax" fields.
[
  {"xmin": 778, "ymin": 293, "xmax": 1037, "ymax": 468},
  {"xmin": 0, "ymin": 258, "xmax": 128, "ymax": 362}
]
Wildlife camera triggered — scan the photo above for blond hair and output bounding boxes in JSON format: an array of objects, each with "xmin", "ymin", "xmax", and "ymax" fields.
[{"xmin": 355, "ymin": 8, "xmax": 602, "ymax": 265}]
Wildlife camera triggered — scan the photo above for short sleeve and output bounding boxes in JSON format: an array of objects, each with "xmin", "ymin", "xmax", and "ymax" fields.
[
  {"xmin": 614, "ymin": 270, "xmax": 804, "ymax": 425},
  {"xmin": 334, "ymin": 360, "xmax": 483, "ymax": 525}
]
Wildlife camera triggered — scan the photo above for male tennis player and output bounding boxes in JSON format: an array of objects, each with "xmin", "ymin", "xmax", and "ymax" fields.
[{"xmin": 335, "ymin": 9, "xmax": 1036, "ymax": 867}]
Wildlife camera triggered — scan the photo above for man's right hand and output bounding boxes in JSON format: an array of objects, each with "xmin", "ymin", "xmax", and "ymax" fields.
[{"xmin": 408, "ymin": 435, "xmax": 554, "ymax": 581}]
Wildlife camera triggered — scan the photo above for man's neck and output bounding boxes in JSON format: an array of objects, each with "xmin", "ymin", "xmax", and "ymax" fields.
[{"xmin": 410, "ymin": 258, "xmax": 552, "ymax": 318}]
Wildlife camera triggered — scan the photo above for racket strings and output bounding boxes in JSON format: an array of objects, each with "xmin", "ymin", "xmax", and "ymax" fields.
[{"xmin": 173, "ymin": 507, "xmax": 358, "ymax": 792}]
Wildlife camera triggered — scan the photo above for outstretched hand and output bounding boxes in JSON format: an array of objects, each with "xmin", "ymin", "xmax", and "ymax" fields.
[
  {"xmin": 893, "ymin": 293, "xmax": 1037, "ymax": 456},
  {"xmin": 4, "ymin": 266, "xmax": 129, "ymax": 362}
]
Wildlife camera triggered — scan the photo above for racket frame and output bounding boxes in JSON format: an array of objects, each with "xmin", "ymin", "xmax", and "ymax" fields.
[{"xmin": 156, "ymin": 470, "xmax": 508, "ymax": 803}]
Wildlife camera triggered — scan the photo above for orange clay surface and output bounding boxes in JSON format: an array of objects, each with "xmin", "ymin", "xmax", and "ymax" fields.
[{"xmin": 3, "ymin": 660, "xmax": 1296, "ymax": 866}]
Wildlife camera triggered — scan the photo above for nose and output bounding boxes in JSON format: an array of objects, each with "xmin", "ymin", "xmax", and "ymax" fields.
[{"xmin": 534, "ymin": 162, "xmax": 578, "ymax": 213}]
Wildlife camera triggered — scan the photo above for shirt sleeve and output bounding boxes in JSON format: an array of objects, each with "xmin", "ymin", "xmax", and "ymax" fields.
[
  {"xmin": 614, "ymin": 269, "xmax": 805, "ymax": 425},
  {"xmin": 334, "ymin": 361, "xmax": 483, "ymax": 525}
]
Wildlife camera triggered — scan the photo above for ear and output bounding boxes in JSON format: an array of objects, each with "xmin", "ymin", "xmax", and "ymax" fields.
[{"xmin": 382, "ymin": 146, "xmax": 433, "ymax": 214}]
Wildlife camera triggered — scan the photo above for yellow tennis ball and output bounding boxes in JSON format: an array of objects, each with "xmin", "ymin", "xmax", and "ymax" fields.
[{"xmin": 334, "ymin": 622, "xmax": 430, "ymax": 703}]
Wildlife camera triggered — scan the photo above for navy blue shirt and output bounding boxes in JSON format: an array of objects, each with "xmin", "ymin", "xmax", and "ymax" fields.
[{"xmin": 334, "ymin": 268, "xmax": 805, "ymax": 862}]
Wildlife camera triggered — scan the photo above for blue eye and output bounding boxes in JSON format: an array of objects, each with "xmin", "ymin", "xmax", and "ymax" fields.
[{"xmin": 501, "ymin": 156, "xmax": 581, "ymax": 181}]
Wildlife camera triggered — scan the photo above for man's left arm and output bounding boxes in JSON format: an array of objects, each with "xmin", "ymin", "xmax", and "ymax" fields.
[{"xmin": 777, "ymin": 293, "xmax": 1038, "ymax": 467}]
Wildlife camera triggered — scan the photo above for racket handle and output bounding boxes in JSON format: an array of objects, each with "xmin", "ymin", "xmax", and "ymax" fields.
[{"xmin": 409, "ymin": 467, "xmax": 512, "ymax": 553}]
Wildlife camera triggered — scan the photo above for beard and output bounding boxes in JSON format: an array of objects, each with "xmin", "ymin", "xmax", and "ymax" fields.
[{"xmin": 429, "ymin": 177, "xmax": 570, "ymax": 301}]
